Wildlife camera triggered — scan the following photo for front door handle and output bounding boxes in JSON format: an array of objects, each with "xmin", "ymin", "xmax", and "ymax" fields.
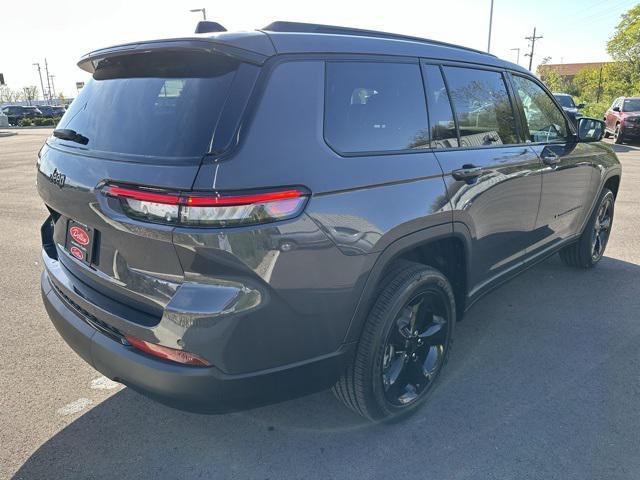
[{"xmin": 452, "ymin": 165, "xmax": 483, "ymax": 181}]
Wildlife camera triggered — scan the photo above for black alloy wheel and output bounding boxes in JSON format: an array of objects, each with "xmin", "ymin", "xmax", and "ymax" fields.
[
  {"xmin": 591, "ymin": 193, "xmax": 613, "ymax": 262},
  {"xmin": 381, "ymin": 290, "xmax": 450, "ymax": 406},
  {"xmin": 333, "ymin": 261, "xmax": 456, "ymax": 421}
]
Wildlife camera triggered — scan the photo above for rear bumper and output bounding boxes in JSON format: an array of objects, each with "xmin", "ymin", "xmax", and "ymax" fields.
[
  {"xmin": 621, "ymin": 126, "xmax": 640, "ymax": 138},
  {"xmin": 41, "ymin": 266, "xmax": 355, "ymax": 413}
]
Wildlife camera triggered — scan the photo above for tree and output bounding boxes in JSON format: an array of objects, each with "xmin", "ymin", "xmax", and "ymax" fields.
[
  {"xmin": 537, "ymin": 57, "xmax": 572, "ymax": 94},
  {"xmin": 22, "ymin": 86, "xmax": 39, "ymax": 105},
  {"xmin": 608, "ymin": 5, "xmax": 640, "ymax": 69},
  {"xmin": 0, "ymin": 85, "xmax": 23, "ymax": 103}
]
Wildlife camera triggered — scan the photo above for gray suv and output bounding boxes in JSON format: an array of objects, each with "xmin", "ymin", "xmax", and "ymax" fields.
[{"xmin": 38, "ymin": 22, "xmax": 621, "ymax": 421}]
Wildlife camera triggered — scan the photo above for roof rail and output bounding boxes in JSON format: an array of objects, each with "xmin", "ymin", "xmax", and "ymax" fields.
[{"xmin": 262, "ymin": 21, "xmax": 494, "ymax": 57}]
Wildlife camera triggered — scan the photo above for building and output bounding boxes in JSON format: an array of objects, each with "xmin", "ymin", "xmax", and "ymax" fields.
[{"xmin": 537, "ymin": 62, "xmax": 611, "ymax": 83}]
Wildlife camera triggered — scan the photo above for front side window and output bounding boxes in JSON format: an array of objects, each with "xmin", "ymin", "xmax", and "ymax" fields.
[
  {"xmin": 423, "ymin": 65, "xmax": 458, "ymax": 148},
  {"xmin": 325, "ymin": 62, "xmax": 429, "ymax": 153},
  {"xmin": 443, "ymin": 67, "xmax": 519, "ymax": 147},
  {"xmin": 512, "ymin": 75, "xmax": 569, "ymax": 143}
]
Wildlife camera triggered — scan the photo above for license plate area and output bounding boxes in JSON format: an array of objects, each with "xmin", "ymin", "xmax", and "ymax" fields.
[{"xmin": 65, "ymin": 220, "xmax": 95, "ymax": 265}]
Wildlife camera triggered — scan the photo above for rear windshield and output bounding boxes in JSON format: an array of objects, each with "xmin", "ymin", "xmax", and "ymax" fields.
[
  {"xmin": 53, "ymin": 51, "xmax": 239, "ymax": 159},
  {"xmin": 555, "ymin": 95, "xmax": 575, "ymax": 108}
]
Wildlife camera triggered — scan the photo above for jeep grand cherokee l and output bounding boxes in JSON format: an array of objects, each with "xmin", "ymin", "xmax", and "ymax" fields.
[{"xmin": 38, "ymin": 21, "xmax": 621, "ymax": 421}]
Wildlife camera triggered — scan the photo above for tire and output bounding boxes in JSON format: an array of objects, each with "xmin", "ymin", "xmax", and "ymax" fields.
[
  {"xmin": 603, "ymin": 130, "xmax": 611, "ymax": 139},
  {"xmin": 559, "ymin": 188, "xmax": 615, "ymax": 268},
  {"xmin": 614, "ymin": 124, "xmax": 624, "ymax": 144},
  {"xmin": 333, "ymin": 261, "xmax": 456, "ymax": 421}
]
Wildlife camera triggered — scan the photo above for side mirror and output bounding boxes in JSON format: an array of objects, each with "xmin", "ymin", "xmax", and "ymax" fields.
[
  {"xmin": 577, "ymin": 103, "xmax": 586, "ymax": 109},
  {"xmin": 577, "ymin": 117, "xmax": 605, "ymax": 142},
  {"xmin": 613, "ymin": 106, "xmax": 621, "ymax": 112}
]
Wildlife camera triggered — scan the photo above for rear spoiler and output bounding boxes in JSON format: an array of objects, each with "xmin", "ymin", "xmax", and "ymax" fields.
[{"xmin": 78, "ymin": 36, "xmax": 273, "ymax": 74}]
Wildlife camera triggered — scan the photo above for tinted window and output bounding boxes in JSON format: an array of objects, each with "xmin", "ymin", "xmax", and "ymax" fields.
[
  {"xmin": 512, "ymin": 75, "xmax": 569, "ymax": 143},
  {"xmin": 325, "ymin": 62, "xmax": 429, "ymax": 153},
  {"xmin": 555, "ymin": 95, "xmax": 575, "ymax": 108},
  {"xmin": 623, "ymin": 99, "xmax": 640, "ymax": 111},
  {"xmin": 423, "ymin": 65, "xmax": 458, "ymax": 148},
  {"xmin": 53, "ymin": 51, "xmax": 239, "ymax": 159},
  {"xmin": 443, "ymin": 67, "xmax": 519, "ymax": 147}
]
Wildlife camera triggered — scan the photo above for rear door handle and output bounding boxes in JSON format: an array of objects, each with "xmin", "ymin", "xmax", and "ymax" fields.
[{"xmin": 452, "ymin": 165, "xmax": 483, "ymax": 181}]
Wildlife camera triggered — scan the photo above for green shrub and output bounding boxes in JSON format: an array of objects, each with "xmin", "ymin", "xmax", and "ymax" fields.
[
  {"xmin": 18, "ymin": 118, "xmax": 33, "ymax": 127},
  {"xmin": 578, "ymin": 100, "xmax": 611, "ymax": 120},
  {"xmin": 33, "ymin": 117, "xmax": 56, "ymax": 126}
]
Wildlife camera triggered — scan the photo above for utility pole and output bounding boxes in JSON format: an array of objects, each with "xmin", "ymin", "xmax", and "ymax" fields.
[
  {"xmin": 44, "ymin": 58, "xmax": 53, "ymax": 105},
  {"xmin": 49, "ymin": 75, "xmax": 56, "ymax": 103},
  {"xmin": 524, "ymin": 27, "xmax": 543, "ymax": 71},
  {"xmin": 33, "ymin": 63, "xmax": 47, "ymax": 103},
  {"xmin": 487, "ymin": 0, "xmax": 494, "ymax": 53},
  {"xmin": 596, "ymin": 66, "xmax": 604, "ymax": 102},
  {"xmin": 510, "ymin": 48, "xmax": 521, "ymax": 65}
]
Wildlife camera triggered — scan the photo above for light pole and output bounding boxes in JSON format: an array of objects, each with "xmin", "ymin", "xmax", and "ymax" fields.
[
  {"xmin": 190, "ymin": 8, "xmax": 206, "ymax": 20},
  {"xmin": 487, "ymin": 0, "xmax": 494, "ymax": 53},
  {"xmin": 49, "ymin": 75, "xmax": 56, "ymax": 104},
  {"xmin": 44, "ymin": 58, "xmax": 53, "ymax": 105},
  {"xmin": 33, "ymin": 63, "xmax": 47, "ymax": 103},
  {"xmin": 510, "ymin": 48, "xmax": 520, "ymax": 65}
]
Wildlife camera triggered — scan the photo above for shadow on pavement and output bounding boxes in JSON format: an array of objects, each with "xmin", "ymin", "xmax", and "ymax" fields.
[
  {"xmin": 610, "ymin": 142, "xmax": 640, "ymax": 153},
  {"xmin": 13, "ymin": 256, "xmax": 640, "ymax": 480}
]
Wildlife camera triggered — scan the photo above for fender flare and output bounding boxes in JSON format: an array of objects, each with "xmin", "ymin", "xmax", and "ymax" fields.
[
  {"xmin": 579, "ymin": 166, "xmax": 622, "ymax": 236},
  {"xmin": 342, "ymin": 222, "xmax": 472, "ymax": 343}
]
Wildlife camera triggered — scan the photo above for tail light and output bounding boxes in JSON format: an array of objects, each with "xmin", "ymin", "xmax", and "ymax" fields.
[
  {"xmin": 125, "ymin": 335, "xmax": 211, "ymax": 367},
  {"xmin": 102, "ymin": 184, "xmax": 309, "ymax": 227}
]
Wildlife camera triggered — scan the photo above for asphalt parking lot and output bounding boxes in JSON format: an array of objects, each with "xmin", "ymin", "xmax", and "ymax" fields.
[{"xmin": 1, "ymin": 128, "xmax": 639, "ymax": 479}]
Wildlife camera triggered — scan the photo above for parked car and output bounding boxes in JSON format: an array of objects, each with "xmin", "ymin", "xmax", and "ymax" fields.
[
  {"xmin": 37, "ymin": 21, "xmax": 621, "ymax": 421},
  {"xmin": 553, "ymin": 92, "xmax": 584, "ymax": 125},
  {"xmin": 37, "ymin": 105, "xmax": 66, "ymax": 117},
  {"xmin": 22, "ymin": 106, "xmax": 43, "ymax": 117},
  {"xmin": 604, "ymin": 96, "xmax": 640, "ymax": 144},
  {"xmin": 1, "ymin": 105, "xmax": 42, "ymax": 125}
]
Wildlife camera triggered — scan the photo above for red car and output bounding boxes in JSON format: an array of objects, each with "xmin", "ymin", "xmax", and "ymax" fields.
[{"xmin": 604, "ymin": 96, "xmax": 640, "ymax": 144}]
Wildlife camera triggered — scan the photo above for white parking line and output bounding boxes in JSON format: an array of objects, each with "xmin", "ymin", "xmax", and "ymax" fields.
[
  {"xmin": 56, "ymin": 398, "xmax": 92, "ymax": 416},
  {"xmin": 90, "ymin": 376, "xmax": 121, "ymax": 390}
]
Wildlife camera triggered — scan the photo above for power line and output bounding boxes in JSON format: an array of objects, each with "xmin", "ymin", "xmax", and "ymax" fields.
[{"xmin": 524, "ymin": 27, "xmax": 543, "ymax": 71}]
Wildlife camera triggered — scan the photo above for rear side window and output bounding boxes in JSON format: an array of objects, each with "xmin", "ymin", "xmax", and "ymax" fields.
[
  {"xmin": 325, "ymin": 62, "xmax": 429, "ymax": 153},
  {"xmin": 422, "ymin": 65, "xmax": 458, "ymax": 148},
  {"xmin": 443, "ymin": 67, "xmax": 519, "ymax": 146},
  {"xmin": 54, "ymin": 51, "xmax": 240, "ymax": 159}
]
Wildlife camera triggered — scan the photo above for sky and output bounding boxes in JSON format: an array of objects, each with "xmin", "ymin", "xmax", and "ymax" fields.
[{"xmin": 1, "ymin": 0, "xmax": 637, "ymax": 99}]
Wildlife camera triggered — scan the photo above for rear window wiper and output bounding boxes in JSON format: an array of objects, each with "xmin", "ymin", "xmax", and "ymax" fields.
[{"xmin": 53, "ymin": 129, "xmax": 89, "ymax": 145}]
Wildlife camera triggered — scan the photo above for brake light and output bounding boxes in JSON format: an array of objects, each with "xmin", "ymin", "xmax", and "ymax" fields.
[
  {"xmin": 125, "ymin": 335, "xmax": 211, "ymax": 367},
  {"xmin": 102, "ymin": 185, "xmax": 309, "ymax": 227}
]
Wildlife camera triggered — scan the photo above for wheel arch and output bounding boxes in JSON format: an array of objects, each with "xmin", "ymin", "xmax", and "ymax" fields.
[
  {"xmin": 578, "ymin": 168, "xmax": 621, "ymax": 236},
  {"xmin": 343, "ymin": 223, "xmax": 470, "ymax": 343},
  {"xmin": 603, "ymin": 174, "xmax": 620, "ymax": 198}
]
